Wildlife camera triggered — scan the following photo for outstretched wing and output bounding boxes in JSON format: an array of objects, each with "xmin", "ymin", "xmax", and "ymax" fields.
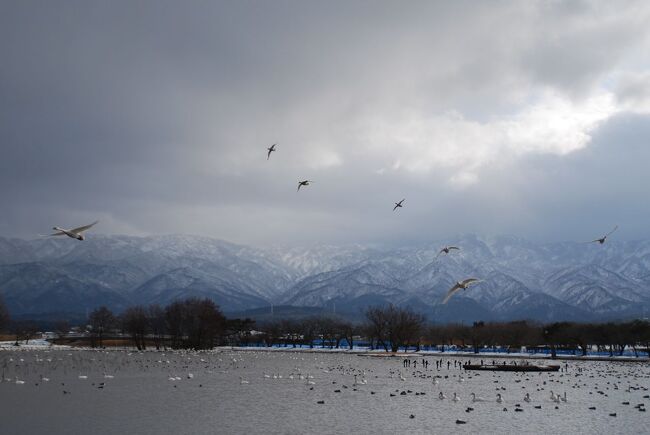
[
  {"xmin": 43, "ymin": 231, "xmax": 65, "ymax": 237},
  {"xmin": 448, "ymin": 246, "xmax": 460, "ymax": 251},
  {"xmin": 442, "ymin": 283, "xmax": 462, "ymax": 304},
  {"xmin": 461, "ymin": 278, "xmax": 481, "ymax": 287},
  {"xmin": 70, "ymin": 221, "xmax": 98, "ymax": 234},
  {"xmin": 605, "ymin": 225, "xmax": 618, "ymax": 238},
  {"xmin": 393, "ymin": 204, "xmax": 399, "ymax": 211},
  {"xmin": 267, "ymin": 144, "xmax": 276, "ymax": 160}
]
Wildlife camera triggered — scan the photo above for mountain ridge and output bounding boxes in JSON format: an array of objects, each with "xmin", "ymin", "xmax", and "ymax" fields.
[{"xmin": 1, "ymin": 234, "xmax": 649, "ymax": 321}]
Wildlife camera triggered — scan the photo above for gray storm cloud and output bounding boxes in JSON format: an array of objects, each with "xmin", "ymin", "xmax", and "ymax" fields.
[{"xmin": 1, "ymin": 1, "xmax": 650, "ymax": 245}]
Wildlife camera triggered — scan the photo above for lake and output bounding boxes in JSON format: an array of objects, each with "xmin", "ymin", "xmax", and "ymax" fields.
[{"xmin": 0, "ymin": 348, "xmax": 647, "ymax": 434}]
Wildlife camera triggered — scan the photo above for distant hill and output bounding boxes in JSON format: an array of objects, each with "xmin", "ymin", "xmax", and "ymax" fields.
[{"xmin": 1, "ymin": 234, "xmax": 649, "ymax": 322}]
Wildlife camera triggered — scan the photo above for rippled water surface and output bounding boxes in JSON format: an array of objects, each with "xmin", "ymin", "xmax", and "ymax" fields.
[{"xmin": 0, "ymin": 349, "xmax": 648, "ymax": 434}]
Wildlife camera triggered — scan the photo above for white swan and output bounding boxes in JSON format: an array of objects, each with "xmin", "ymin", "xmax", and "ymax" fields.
[
  {"xmin": 524, "ymin": 393, "xmax": 531, "ymax": 402},
  {"xmin": 45, "ymin": 221, "xmax": 98, "ymax": 241},
  {"xmin": 439, "ymin": 391, "xmax": 447, "ymax": 400},
  {"xmin": 239, "ymin": 377, "xmax": 249, "ymax": 384},
  {"xmin": 496, "ymin": 393, "xmax": 503, "ymax": 403},
  {"xmin": 471, "ymin": 393, "xmax": 487, "ymax": 402},
  {"xmin": 443, "ymin": 278, "xmax": 483, "ymax": 304},
  {"xmin": 550, "ymin": 390, "xmax": 561, "ymax": 402},
  {"xmin": 452, "ymin": 392, "xmax": 460, "ymax": 402}
]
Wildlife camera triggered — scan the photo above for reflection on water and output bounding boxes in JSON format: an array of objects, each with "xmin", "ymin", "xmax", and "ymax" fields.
[{"xmin": 0, "ymin": 349, "xmax": 648, "ymax": 435}]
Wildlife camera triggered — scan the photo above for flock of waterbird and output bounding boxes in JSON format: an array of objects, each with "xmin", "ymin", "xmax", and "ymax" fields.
[
  {"xmin": 0, "ymin": 349, "xmax": 647, "ymax": 428},
  {"xmin": 42, "ymin": 144, "xmax": 620, "ymax": 305}
]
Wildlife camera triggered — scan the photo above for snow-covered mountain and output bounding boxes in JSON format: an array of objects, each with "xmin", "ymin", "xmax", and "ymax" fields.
[{"xmin": 1, "ymin": 234, "xmax": 650, "ymax": 321}]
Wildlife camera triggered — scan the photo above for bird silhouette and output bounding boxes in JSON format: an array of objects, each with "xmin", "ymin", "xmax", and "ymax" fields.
[
  {"xmin": 586, "ymin": 225, "xmax": 618, "ymax": 244},
  {"xmin": 267, "ymin": 143, "xmax": 277, "ymax": 160},
  {"xmin": 297, "ymin": 180, "xmax": 313, "ymax": 192},
  {"xmin": 393, "ymin": 199, "xmax": 405, "ymax": 211},
  {"xmin": 436, "ymin": 246, "xmax": 460, "ymax": 258}
]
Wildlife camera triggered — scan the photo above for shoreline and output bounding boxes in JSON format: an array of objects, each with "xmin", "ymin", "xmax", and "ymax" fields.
[
  {"xmin": 2, "ymin": 341, "xmax": 648, "ymax": 363},
  {"xmin": 223, "ymin": 346, "xmax": 650, "ymax": 363}
]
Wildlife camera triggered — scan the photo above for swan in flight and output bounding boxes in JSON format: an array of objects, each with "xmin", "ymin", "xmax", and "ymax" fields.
[
  {"xmin": 46, "ymin": 221, "xmax": 98, "ymax": 241},
  {"xmin": 442, "ymin": 278, "xmax": 483, "ymax": 304},
  {"xmin": 586, "ymin": 225, "xmax": 618, "ymax": 244},
  {"xmin": 267, "ymin": 143, "xmax": 277, "ymax": 160},
  {"xmin": 393, "ymin": 199, "xmax": 405, "ymax": 211},
  {"xmin": 436, "ymin": 246, "xmax": 460, "ymax": 258},
  {"xmin": 297, "ymin": 180, "xmax": 313, "ymax": 192}
]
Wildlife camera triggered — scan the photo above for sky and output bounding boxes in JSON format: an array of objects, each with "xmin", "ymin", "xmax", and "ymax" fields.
[{"xmin": 1, "ymin": 0, "xmax": 650, "ymax": 246}]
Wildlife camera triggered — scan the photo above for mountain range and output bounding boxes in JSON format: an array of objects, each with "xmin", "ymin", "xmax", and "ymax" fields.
[{"xmin": 1, "ymin": 234, "xmax": 650, "ymax": 323}]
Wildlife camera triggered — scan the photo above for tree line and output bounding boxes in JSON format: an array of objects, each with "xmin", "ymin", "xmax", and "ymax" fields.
[
  {"xmin": 86, "ymin": 298, "xmax": 237, "ymax": 350},
  {"xmin": 0, "ymin": 295, "xmax": 649, "ymax": 356},
  {"xmin": 258, "ymin": 305, "xmax": 650, "ymax": 357}
]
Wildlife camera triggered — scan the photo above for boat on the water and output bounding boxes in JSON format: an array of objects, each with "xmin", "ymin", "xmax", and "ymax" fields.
[{"xmin": 463, "ymin": 364, "xmax": 560, "ymax": 372}]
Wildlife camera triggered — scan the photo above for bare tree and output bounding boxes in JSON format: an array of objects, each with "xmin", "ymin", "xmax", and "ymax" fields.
[
  {"xmin": 0, "ymin": 295, "xmax": 9, "ymax": 333},
  {"xmin": 148, "ymin": 304, "xmax": 166, "ymax": 350},
  {"xmin": 365, "ymin": 305, "xmax": 425, "ymax": 352},
  {"xmin": 364, "ymin": 306, "xmax": 389, "ymax": 351},
  {"xmin": 53, "ymin": 320, "xmax": 70, "ymax": 342},
  {"xmin": 165, "ymin": 301, "xmax": 184, "ymax": 348},
  {"xmin": 163, "ymin": 298, "xmax": 226, "ymax": 350},
  {"xmin": 13, "ymin": 320, "xmax": 39, "ymax": 345},
  {"xmin": 300, "ymin": 318, "xmax": 318, "ymax": 349},
  {"xmin": 89, "ymin": 306, "xmax": 116, "ymax": 348},
  {"xmin": 123, "ymin": 306, "xmax": 148, "ymax": 350}
]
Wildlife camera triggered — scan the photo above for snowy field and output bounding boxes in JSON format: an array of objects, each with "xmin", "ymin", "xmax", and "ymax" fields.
[{"xmin": 0, "ymin": 349, "xmax": 648, "ymax": 435}]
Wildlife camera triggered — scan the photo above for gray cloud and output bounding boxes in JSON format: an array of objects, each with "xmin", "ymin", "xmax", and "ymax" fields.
[{"xmin": 1, "ymin": 1, "xmax": 650, "ymax": 245}]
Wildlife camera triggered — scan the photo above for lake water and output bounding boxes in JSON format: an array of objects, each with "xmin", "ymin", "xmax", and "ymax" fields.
[{"xmin": 0, "ymin": 349, "xmax": 648, "ymax": 434}]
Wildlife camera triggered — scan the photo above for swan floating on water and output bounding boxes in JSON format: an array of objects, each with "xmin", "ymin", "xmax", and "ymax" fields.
[{"xmin": 471, "ymin": 393, "xmax": 487, "ymax": 402}]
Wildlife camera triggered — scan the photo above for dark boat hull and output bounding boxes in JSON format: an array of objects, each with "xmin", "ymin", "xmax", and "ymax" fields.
[{"xmin": 463, "ymin": 364, "xmax": 560, "ymax": 372}]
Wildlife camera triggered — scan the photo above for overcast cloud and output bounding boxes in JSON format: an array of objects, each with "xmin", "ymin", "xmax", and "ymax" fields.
[{"xmin": 2, "ymin": 1, "xmax": 650, "ymax": 246}]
